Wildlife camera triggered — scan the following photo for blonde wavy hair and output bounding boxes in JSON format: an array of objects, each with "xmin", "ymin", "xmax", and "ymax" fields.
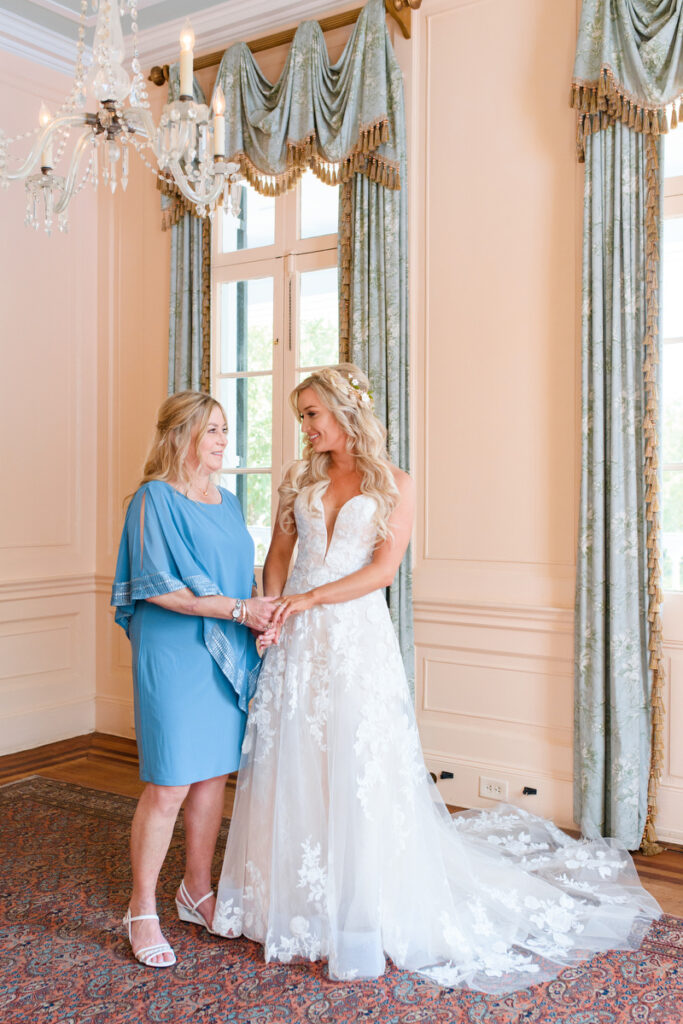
[
  {"xmin": 138, "ymin": 390, "xmax": 226, "ymax": 492},
  {"xmin": 278, "ymin": 364, "xmax": 399, "ymax": 540}
]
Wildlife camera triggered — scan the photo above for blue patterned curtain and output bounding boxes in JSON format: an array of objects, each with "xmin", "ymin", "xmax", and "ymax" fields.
[
  {"xmin": 164, "ymin": 67, "xmax": 210, "ymax": 394},
  {"xmin": 339, "ymin": 41, "xmax": 413, "ymax": 692},
  {"xmin": 571, "ymin": 1, "xmax": 672, "ymax": 852},
  {"xmin": 210, "ymin": 0, "xmax": 414, "ymax": 683}
]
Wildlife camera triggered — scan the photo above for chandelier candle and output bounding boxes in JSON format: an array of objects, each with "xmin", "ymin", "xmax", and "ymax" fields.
[
  {"xmin": 213, "ymin": 87, "xmax": 226, "ymax": 158},
  {"xmin": 179, "ymin": 20, "xmax": 195, "ymax": 99},
  {"xmin": 38, "ymin": 104, "xmax": 53, "ymax": 169}
]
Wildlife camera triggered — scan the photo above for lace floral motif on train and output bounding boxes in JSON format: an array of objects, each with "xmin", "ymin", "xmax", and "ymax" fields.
[
  {"xmin": 298, "ymin": 838, "xmax": 327, "ymax": 912},
  {"xmin": 266, "ymin": 916, "xmax": 324, "ymax": 964},
  {"xmin": 213, "ymin": 895, "xmax": 243, "ymax": 936},
  {"xmin": 355, "ymin": 689, "xmax": 424, "ymax": 848},
  {"xmin": 213, "ymin": 861, "xmax": 266, "ymax": 937}
]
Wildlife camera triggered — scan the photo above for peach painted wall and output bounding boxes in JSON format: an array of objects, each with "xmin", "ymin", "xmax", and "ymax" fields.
[
  {"xmin": 0, "ymin": 51, "xmax": 98, "ymax": 753},
  {"xmin": 406, "ymin": 0, "xmax": 581, "ymax": 828}
]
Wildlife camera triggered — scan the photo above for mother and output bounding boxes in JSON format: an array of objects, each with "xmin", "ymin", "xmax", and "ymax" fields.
[{"xmin": 111, "ymin": 390, "xmax": 276, "ymax": 967}]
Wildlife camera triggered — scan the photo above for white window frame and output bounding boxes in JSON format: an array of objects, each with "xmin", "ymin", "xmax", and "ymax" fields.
[{"xmin": 211, "ymin": 182, "xmax": 339, "ymax": 562}]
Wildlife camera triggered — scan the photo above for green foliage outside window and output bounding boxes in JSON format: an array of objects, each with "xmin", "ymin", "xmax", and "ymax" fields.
[{"xmin": 225, "ymin": 315, "xmax": 338, "ymax": 565}]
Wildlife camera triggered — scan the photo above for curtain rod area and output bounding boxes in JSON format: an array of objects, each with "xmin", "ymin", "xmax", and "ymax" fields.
[{"xmin": 148, "ymin": 0, "xmax": 421, "ymax": 86}]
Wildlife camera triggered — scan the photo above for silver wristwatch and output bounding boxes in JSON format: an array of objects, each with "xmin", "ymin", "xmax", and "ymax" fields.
[{"xmin": 232, "ymin": 598, "xmax": 244, "ymax": 622}]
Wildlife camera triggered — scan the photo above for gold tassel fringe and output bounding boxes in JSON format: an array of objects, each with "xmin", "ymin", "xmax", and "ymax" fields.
[
  {"xmin": 571, "ymin": 68, "xmax": 683, "ymax": 161},
  {"xmin": 156, "ymin": 115, "xmax": 398, "ymax": 227},
  {"xmin": 640, "ymin": 131, "xmax": 666, "ymax": 857},
  {"xmin": 338, "ymin": 179, "xmax": 353, "ymax": 363},
  {"xmin": 200, "ymin": 218, "xmax": 211, "ymax": 393}
]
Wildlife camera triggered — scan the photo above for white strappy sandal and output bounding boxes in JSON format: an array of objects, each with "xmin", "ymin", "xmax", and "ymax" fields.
[
  {"xmin": 175, "ymin": 879, "xmax": 216, "ymax": 934},
  {"xmin": 122, "ymin": 908, "xmax": 177, "ymax": 967}
]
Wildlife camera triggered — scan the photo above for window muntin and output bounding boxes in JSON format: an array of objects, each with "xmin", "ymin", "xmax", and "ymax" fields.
[
  {"xmin": 221, "ymin": 183, "xmax": 276, "ymax": 253},
  {"xmin": 212, "ymin": 181, "xmax": 339, "ymax": 565},
  {"xmin": 300, "ymin": 170, "xmax": 339, "ymax": 239}
]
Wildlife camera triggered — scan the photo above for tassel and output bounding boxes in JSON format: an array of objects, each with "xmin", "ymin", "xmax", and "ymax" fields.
[
  {"xmin": 636, "ymin": 106, "xmax": 643, "ymax": 132},
  {"xmin": 597, "ymin": 69, "xmax": 607, "ymax": 108},
  {"xmin": 671, "ymin": 103, "xmax": 678, "ymax": 130}
]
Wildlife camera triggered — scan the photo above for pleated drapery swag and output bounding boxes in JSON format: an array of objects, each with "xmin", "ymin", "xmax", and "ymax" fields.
[
  {"xmin": 163, "ymin": 66, "xmax": 211, "ymax": 394},
  {"xmin": 570, "ymin": 0, "xmax": 680, "ymax": 853},
  {"xmin": 161, "ymin": 0, "xmax": 414, "ymax": 687}
]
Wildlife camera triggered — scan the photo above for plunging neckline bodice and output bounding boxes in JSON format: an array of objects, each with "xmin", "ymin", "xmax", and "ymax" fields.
[{"xmin": 320, "ymin": 491, "xmax": 364, "ymax": 558}]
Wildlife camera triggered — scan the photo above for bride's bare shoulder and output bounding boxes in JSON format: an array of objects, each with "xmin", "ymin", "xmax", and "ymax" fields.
[{"xmin": 389, "ymin": 465, "xmax": 414, "ymax": 496}]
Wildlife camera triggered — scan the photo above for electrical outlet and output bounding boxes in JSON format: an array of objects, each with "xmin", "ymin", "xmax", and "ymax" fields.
[{"xmin": 479, "ymin": 775, "xmax": 509, "ymax": 801}]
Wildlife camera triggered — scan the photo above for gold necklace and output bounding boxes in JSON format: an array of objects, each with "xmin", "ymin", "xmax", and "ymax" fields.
[{"xmin": 190, "ymin": 478, "xmax": 211, "ymax": 497}]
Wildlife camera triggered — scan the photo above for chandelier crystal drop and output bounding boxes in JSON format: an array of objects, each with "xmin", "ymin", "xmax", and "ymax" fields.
[{"xmin": 0, "ymin": 0, "xmax": 241, "ymax": 235}]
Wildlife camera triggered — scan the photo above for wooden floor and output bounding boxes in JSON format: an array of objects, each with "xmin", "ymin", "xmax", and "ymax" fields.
[{"xmin": 3, "ymin": 743, "xmax": 683, "ymax": 917}]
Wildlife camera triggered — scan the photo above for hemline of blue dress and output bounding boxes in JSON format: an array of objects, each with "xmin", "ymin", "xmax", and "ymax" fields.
[{"xmin": 111, "ymin": 481, "xmax": 261, "ymax": 786}]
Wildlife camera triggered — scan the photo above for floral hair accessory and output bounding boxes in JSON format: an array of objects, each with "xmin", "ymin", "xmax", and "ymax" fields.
[{"xmin": 347, "ymin": 372, "xmax": 373, "ymax": 405}]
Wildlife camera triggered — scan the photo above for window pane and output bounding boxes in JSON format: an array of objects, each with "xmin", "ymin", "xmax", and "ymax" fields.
[
  {"xmin": 298, "ymin": 267, "xmax": 339, "ymax": 368},
  {"xmin": 662, "ymin": 217, "xmax": 683, "ymax": 339},
  {"xmin": 663, "ymin": 342, "xmax": 683, "ymax": 463},
  {"xmin": 663, "ymin": 469, "xmax": 683, "ymax": 592},
  {"xmin": 220, "ymin": 277, "xmax": 273, "ymax": 373},
  {"xmin": 665, "ymin": 127, "xmax": 683, "ymax": 178},
  {"xmin": 300, "ymin": 170, "xmax": 338, "ymax": 238},
  {"xmin": 222, "ymin": 183, "xmax": 275, "ymax": 253},
  {"xmin": 218, "ymin": 375, "xmax": 272, "ymax": 468},
  {"xmin": 219, "ymin": 472, "xmax": 271, "ymax": 566}
]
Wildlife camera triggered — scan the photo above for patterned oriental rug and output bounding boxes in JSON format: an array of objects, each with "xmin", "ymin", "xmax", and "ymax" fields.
[{"xmin": 1, "ymin": 778, "xmax": 682, "ymax": 1024}]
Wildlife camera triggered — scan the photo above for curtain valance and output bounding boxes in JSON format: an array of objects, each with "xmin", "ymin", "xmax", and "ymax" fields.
[
  {"xmin": 571, "ymin": 0, "xmax": 683, "ymax": 155},
  {"xmin": 211, "ymin": 0, "xmax": 401, "ymax": 198}
]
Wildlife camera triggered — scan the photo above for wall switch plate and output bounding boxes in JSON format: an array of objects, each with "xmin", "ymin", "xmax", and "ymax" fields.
[{"xmin": 479, "ymin": 776, "xmax": 509, "ymax": 801}]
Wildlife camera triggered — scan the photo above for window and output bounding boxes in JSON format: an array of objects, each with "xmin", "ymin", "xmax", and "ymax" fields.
[
  {"xmin": 662, "ymin": 131, "xmax": 683, "ymax": 592},
  {"xmin": 212, "ymin": 171, "xmax": 339, "ymax": 563}
]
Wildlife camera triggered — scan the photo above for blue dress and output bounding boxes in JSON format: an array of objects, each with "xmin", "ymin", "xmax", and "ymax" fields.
[{"xmin": 110, "ymin": 481, "xmax": 261, "ymax": 786}]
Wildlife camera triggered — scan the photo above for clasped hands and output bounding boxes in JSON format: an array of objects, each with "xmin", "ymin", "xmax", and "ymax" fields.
[{"xmin": 250, "ymin": 592, "xmax": 317, "ymax": 656}]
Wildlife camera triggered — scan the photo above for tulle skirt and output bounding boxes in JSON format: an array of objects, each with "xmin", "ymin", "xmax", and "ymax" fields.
[{"xmin": 214, "ymin": 586, "xmax": 661, "ymax": 992}]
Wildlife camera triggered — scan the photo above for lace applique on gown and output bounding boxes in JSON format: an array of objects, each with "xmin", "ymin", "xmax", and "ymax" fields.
[{"xmin": 214, "ymin": 490, "xmax": 661, "ymax": 992}]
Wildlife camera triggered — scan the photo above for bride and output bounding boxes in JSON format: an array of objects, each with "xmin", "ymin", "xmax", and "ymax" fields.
[{"xmin": 212, "ymin": 363, "xmax": 660, "ymax": 992}]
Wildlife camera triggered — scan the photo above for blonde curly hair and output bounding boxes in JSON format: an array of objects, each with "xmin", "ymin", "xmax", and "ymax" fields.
[{"xmin": 278, "ymin": 363, "xmax": 399, "ymax": 540}]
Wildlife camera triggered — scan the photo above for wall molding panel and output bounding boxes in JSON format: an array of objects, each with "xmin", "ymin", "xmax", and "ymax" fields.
[
  {"xmin": 0, "ymin": 587, "xmax": 95, "ymax": 757},
  {"xmin": 415, "ymin": 599, "xmax": 575, "ymax": 826},
  {"xmin": 658, "ymin": 646, "xmax": 683, "ymax": 842}
]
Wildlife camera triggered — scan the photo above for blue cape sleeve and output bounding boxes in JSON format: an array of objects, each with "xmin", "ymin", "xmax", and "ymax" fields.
[{"xmin": 110, "ymin": 483, "xmax": 261, "ymax": 710}]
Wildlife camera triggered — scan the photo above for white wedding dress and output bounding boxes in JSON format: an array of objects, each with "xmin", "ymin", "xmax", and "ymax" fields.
[{"xmin": 214, "ymin": 490, "xmax": 661, "ymax": 992}]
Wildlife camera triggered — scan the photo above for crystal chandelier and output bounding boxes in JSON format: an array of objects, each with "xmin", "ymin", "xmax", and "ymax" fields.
[{"xmin": 0, "ymin": 0, "xmax": 241, "ymax": 234}]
